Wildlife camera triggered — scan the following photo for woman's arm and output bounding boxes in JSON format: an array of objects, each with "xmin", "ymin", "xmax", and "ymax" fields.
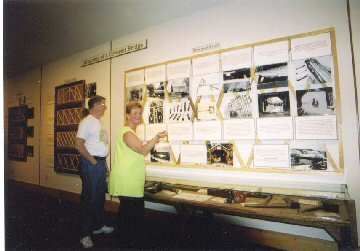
[{"xmin": 123, "ymin": 131, "xmax": 167, "ymax": 156}]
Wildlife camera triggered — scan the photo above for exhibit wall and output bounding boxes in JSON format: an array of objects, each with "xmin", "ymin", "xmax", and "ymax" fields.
[
  {"xmin": 110, "ymin": 0, "xmax": 360, "ymax": 240},
  {"xmin": 112, "ymin": 0, "xmax": 357, "ymax": 187},
  {"xmin": 4, "ymin": 0, "xmax": 360, "ymax": 242}
]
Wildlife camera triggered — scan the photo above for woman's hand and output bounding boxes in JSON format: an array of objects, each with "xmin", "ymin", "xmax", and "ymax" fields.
[{"xmin": 155, "ymin": 131, "xmax": 168, "ymax": 143}]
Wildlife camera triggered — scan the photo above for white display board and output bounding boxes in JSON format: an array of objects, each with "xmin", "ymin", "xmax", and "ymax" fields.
[{"xmin": 124, "ymin": 28, "xmax": 343, "ymax": 174}]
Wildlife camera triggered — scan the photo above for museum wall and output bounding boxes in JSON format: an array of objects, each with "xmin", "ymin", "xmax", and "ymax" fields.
[
  {"xmin": 112, "ymin": 0, "xmax": 359, "ymax": 190},
  {"xmin": 110, "ymin": 0, "xmax": 360, "ymax": 240},
  {"xmin": 4, "ymin": 0, "xmax": 360, "ymax": 243}
]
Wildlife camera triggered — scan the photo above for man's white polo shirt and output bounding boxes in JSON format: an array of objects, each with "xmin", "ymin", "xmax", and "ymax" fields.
[{"xmin": 76, "ymin": 114, "xmax": 108, "ymax": 157}]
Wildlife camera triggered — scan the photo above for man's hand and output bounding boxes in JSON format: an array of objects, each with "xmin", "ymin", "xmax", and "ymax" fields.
[
  {"xmin": 75, "ymin": 138, "xmax": 98, "ymax": 165},
  {"xmin": 90, "ymin": 158, "xmax": 97, "ymax": 166}
]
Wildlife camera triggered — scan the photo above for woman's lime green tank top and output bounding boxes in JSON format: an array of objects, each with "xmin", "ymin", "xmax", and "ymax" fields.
[{"xmin": 109, "ymin": 126, "xmax": 145, "ymax": 197}]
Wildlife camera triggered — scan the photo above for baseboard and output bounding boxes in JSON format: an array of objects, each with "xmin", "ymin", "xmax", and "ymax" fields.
[{"xmin": 6, "ymin": 179, "xmax": 339, "ymax": 251}]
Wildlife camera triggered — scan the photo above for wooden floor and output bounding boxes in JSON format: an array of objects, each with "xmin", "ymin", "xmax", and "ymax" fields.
[{"xmin": 5, "ymin": 182, "xmax": 282, "ymax": 250}]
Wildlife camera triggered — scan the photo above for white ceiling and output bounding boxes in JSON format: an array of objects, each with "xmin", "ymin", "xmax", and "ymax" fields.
[{"xmin": 4, "ymin": 0, "xmax": 228, "ymax": 78}]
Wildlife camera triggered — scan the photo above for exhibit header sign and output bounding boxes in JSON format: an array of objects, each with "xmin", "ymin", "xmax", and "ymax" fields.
[{"xmin": 81, "ymin": 39, "xmax": 148, "ymax": 67}]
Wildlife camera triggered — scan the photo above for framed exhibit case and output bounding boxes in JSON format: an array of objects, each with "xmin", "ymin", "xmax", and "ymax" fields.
[
  {"xmin": 8, "ymin": 105, "xmax": 29, "ymax": 161},
  {"xmin": 54, "ymin": 80, "xmax": 85, "ymax": 174}
]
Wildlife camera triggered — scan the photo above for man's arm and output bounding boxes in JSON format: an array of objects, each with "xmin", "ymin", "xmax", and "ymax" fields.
[{"xmin": 75, "ymin": 138, "xmax": 97, "ymax": 165}]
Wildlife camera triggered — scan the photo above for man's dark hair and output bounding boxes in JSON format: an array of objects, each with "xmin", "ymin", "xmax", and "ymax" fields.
[{"xmin": 88, "ymin": 95, "xmax": 105, "ymax": 110}]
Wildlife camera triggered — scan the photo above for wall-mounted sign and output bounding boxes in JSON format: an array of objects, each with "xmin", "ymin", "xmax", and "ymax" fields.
[
  {"xmin": 192, "ymin": 41, "xmax": 220, "ymax": 54},
  {"xmin": 81, "ymin": 39, "xmax": 148, "ymax": 67}
]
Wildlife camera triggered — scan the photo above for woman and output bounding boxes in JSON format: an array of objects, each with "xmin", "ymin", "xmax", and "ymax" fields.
[{"xmin": 109, "ymin": 101, "xmax": 166, "ymax": 246}]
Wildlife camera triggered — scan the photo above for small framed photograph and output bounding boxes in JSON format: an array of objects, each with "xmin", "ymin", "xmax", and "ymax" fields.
[
  {"xmin": 258, "ymin": 91, "xmax": 290, "ymax": 117},
  {"xmin": 296, "ymin": 87, "xmax": 335, "ymax": 116},
  {"xmin": 206, "ymin": 142, "xmax": 233, "ymax": 166}
]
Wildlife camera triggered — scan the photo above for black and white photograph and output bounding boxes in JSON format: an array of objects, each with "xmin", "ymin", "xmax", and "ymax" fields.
[
  {"xmin": 166, "ymin": 98, "xmax": 193, "ymax": 123},
  {"xmin": 258, "ymin": 91, "xmax": 290, "ymax": 117},
  {"xmin": 255, "ymin": 62, "xmax": 288, "ymax": 89},
  {"xmin": 196, "ymin": 96, "xmax": 217, "ymax": 121},
  {"xmin": 191, "ymin": 73, "xmax": 221, "ymax": 100},
  {"xmin": 291, "ymin": 148, "xmax": 327, "ymax": 171},
  {"xmin": 150, "ymin": 143, "xmax": 172, "ymax": 163},
  {"xmin": 296, "ymin": 87, "xmax": 335, "ymax": 116},
  {"xmin": 127, "ymin": 85, "xmax": 143, "ymax": 102},
  {"xmin": 223, "ymin": 81, "xmax": 251, "ymax": 93},
  {"xmin": 206, "ymin": 143, "xmax": 233, "ymax": 166},
  {"xmin": 167, "ymin": 77, "xmax": 190, "ymax": 99},
  {"xmin": 146, "ymin": 81, "xmax": 166, "ymax": 99},
  {"xmin": 146, "ymin": 99, "xmax": 164, "ymax": 124},
  {"xmin": 294, "ymin": 55, "xmax": 333, "ymax": 86},
  {"xmin": 223, "ymin": 67, "xmax": 251, "ymax": 81},
  {"xmin": 221, "ymin": 92, "xmax": 252, "ymax": 119}
]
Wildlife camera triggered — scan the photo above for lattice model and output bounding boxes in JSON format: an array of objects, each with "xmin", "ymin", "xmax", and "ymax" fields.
[
  {"xmin": 56, "ymin": 84, "xmax": 84, "ymax": 104},
  {"xmin": 56, "ymin": 108, "xmax": 83, "ymax": 126},
  {"xmin": 56, "ymin": 131, "xmax": 77, "ymax": 148},
  {"xmin": 56, "ymin": 153, "xmax": 80, "ymax": 170}
]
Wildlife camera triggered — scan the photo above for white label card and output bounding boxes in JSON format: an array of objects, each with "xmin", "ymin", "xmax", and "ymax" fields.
[
  {"xmin": 192, "ymin": 54, "xmax": 220, "ymax": 76},
  {"xmin": 291, "ymin": 33, "xmax": 332, "ymax": 60},
  {"xmin": 180, "ymin": 144, "xmax": 207, "ymax": 164},
  {"xmin": 126, "ymin": 70, "xmax": 144, "ymax": 87},
  {"xmin": 254, "ymin": 145, "xmax": 289, "ymax": 168},
  {"xmin": 257, "ymin": 117, "xmax": 293, "ymax": 139},
  {"xmin": 145, "ymin": 65, "xmax": 166, "ymax": 83},
  {"xmin": 295, "ymin": 115, "xmax": 337, "ymax": 139},
  {"xmin": 167, "ymin": 122, "xmax": 193, "ymax": 141},
  {"xmin": 193, "ymin": 120, "xmax": 222, "ymax": 140},
  {"xmin": 221, "ymin": 48, "xmax": 252, "ymax": 71},
  {"xmin": 254, "ymin": 41, "xmax": 289, "ymax": 65},
  {"xmin": 223, "ymin": 119, "xmax": 255, "ymax": 140},
  {"xmin": 167, "ymin": 60, "xmax": 191, "ymax": 79}
]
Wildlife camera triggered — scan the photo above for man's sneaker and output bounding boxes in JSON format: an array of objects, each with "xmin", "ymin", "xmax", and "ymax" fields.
[
  {"xmin": 80, "ymin": 236, "xmax": 94, "ymax": 248},
  {"xmin": 92, "ymin": 225, "xmax": 114, "ymax": 235}
]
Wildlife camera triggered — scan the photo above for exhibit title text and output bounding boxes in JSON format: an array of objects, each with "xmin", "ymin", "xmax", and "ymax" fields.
[
  {"xmin": 81, "ymin": 39, "xmax": 148, "ymax": 67},
  {"xmin": 192, "ymin": 41, "xmax": 220, "ymax": 54}
]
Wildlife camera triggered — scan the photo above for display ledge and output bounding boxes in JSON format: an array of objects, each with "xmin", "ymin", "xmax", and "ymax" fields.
[
  {"xmin": 143, "ymin": 181, "xmax": 357, "ymax": 248},
  {"xmin": 146, "ymin": 165, "xmax": 346, "ymax": 197}
]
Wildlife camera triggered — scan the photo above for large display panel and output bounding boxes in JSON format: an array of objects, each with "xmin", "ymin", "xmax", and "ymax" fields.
[{"xmin": 124, "ymin": 28, "xmax": 343, "ymax": 174}]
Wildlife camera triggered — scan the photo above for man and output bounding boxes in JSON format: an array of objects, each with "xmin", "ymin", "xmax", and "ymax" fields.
[{"xmin": 76, "ymin": 95, "xmax": 114, "ymax": 248}]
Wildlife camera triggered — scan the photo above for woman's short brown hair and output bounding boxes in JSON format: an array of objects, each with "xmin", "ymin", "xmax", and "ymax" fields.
[{"xmin": 126, "ymin": 101, "xmax": 143, "ymax": 114}]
